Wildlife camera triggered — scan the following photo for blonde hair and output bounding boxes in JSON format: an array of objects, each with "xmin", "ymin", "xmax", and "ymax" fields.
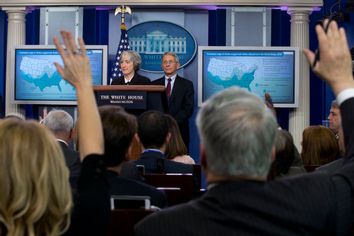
[{"xmin": 0, "ymin": 119, "xmax": 72, "ymax": 236}]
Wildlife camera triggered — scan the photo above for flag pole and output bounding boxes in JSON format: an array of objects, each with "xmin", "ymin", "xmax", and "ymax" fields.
[
  {"xmin": 115, "ymin": 5, "xmax": 132, "ymax": 29},
  {"xmin": 109, "ymin": 5, "xmax": 132, "ymax": 84}
]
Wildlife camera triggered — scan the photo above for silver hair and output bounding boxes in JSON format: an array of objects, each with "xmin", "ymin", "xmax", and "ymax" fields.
[
  {"xmin": 120, "ymin": 50, "xmax": 141, "ymax": 70},
  {"xmin": 196, "ymin": 87, "xmax": 278, "ymax": 178},
  {"xmin": 43, "ymin": 110, "xmax": 74, "ymax": 133},
  {"xmin": 162, "ymin": 52, "xmax": 180, "ymax": 64}
]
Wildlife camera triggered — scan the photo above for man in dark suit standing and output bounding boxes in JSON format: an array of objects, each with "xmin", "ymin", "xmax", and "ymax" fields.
[
  {"xmin": 152, "ymin": 52, "xmax": 194, "ymax": 149},
  {"xmin": 134, "ymin": 110, "xmax": 193, "ymax": 174},
  {"xmin": 136, "ymin": 21, "xmax": 354, "ymax": 235},
  {"xmin": 42, "ymin": 109, "xmax": 81, "ymax": 192}
]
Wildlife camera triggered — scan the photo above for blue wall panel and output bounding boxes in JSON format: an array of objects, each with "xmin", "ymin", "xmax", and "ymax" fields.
[
  {"xmin": 25, "ymin": 9, "xmax": 40, "ymax": 119},
  {"xmin": 0, "ymin": 11, "xmax": 6, "ymax": 117}
]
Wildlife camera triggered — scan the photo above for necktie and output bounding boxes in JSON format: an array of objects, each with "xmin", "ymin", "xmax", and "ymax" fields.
[{"xmin": 166, "ymin": 78, "xmax": 172, "ymax": 98}]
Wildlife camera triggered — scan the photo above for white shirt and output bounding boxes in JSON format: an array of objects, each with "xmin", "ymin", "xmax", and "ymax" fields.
[
  {"xmin": 165, "ymin": 74, "xmax": 177, "ymax": 92},
  {"xmin": 337, "ymin": 88, "xmax": 354, "ymax": 105}
]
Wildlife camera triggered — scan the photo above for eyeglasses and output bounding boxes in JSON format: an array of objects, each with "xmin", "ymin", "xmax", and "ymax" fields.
[{"xmin": 163, "ymin": 60, "xmax": 176, "ymax": 65}]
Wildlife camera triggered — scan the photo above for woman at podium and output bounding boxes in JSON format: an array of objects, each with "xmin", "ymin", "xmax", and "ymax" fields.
[{"xmin": 111, "ymin": 50, "xmax": 151, "ymax": 85}]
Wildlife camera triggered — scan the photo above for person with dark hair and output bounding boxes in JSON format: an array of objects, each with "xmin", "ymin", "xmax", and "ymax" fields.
[
  {"xmin": 111, "ymin": 50, "xmax": 150, "ymax": 85},
  {"xmin": 135, "ymin": 20, "xmax": 354, "ymax": 235},
  {"xmin": 268, "ymin": 130, "xmax": 305, "ymax": 180},
  {"xmin": 328, "ymin": 100, "xmax": 345, "ymax": 155},
  {"xmin": 135, "ymin": 110, "xmax": 193, "ymax": 173},
  {"xmin": 99, "ymin": 105, "xmax": 167, "ymax": 208},
  {"xmin": 165, "ymin": 114, "xmax": 195, "ymax": 164},
  {"xmin": 316, "ymin": 101, "xmax": 346, "ymax": 173}
]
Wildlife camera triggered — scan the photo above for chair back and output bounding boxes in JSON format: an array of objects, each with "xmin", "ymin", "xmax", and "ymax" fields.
[
  {"xmin": 143, "ymin": 173, "xmax": 196, "ymax": 205},
  {"xmin": 106, "ymin": 209, "xmax": 155, "ymax": 236}
]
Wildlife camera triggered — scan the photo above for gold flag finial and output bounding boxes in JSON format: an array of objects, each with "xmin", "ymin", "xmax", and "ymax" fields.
[{"xmin": 115, "ymin": 5, "xmax": 132, "ymax": 30}]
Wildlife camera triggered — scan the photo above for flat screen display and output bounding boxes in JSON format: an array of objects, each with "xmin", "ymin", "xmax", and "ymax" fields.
[
  {"xmin": 11, "ymin": 45, "xmax": 107, "ymax": 105},
  {"xmin": 198, "ymin": 46, "xmax": 299, "ymax": 108}
]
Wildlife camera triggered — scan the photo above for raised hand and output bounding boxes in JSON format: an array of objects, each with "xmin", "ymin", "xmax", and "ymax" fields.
[
  {"xmin": 53, "ymin": 31, "xmax": 104, "ymax": 159},
  {"xmin": 53, "ymin": 31, "xmax": 92, "ymax": 91},
  {"xmin": 264, "ymin": 92, "xmax": 276, "ymax": 114},
  {"xmin": 304, "ymin": 20, "xmax": 354, "ymax": 95}
]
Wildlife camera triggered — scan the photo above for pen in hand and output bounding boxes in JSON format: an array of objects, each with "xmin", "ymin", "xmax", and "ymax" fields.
[{"xmin": 312, "ymin": 18, "xmax": 334, "ymax": 68}]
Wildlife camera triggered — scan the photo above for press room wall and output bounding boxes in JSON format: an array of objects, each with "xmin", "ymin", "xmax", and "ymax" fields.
[{"xmin": 1, "ymin": 6, "xmax": 354, "ymax": 160}]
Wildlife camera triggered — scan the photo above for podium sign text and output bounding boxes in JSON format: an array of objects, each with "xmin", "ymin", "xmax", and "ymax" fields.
[{"xmin": 96, "ymin": 90, "xmax": 147, "ymax": 109}]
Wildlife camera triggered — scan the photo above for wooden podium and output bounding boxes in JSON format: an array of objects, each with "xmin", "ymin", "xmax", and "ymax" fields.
[
  {"xmin": 93, "ymin": 85, "xmax": 168, "ymax": 114},
  {"xmin": 94, "ymin": 85, "xmax": 168, "ymax": 161}
]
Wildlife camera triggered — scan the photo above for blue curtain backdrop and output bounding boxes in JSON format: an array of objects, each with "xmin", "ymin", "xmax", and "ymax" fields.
[
  {"xmin": 0, "ymin": 11, "xmax": 6, "ymax": 118},
  {"xmin": 208, "ymin": 9, "xmax": 226, "ymax": 46},
  {"xmin": 271, "ymin": 9, "xmax": 291, "ymax": 129},
  {"xmin": 25, "ymin": 9, "xmax": 40, "ymax": 119},
  {"xmin": 83, "ymin": 8, "xmax": 109, "ymax": 46},
  {"xmin": 1, "ymin": 5, "xmax": 354, "ymax": 124}
]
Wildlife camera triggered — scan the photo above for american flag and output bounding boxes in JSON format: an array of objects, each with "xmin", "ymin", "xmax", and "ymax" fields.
[{"xmin": 109, "ymin": 25, "xmax": 130, "ymax": 84}]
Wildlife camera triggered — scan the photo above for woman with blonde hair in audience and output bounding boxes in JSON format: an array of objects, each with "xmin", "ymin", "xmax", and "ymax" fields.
[
  {"xmin": 301, "ymin": 125, "xmax": 339, "ymax": 166},
  {"xmin": 0, "ymin": 119, "xmax": 72, "ymax": 236},
  {"xmin": 0, "ymin": 31, "xmax": 109, "ymax": 236},
  {"xmin": 165, "ymin": 114, "xmax": 195, "ymax": 164}
]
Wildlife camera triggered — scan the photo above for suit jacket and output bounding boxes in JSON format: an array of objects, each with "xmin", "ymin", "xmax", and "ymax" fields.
[
  {"xmin": 105, "ymin": 170, "xmax": 167, "ymax": 208},
  {"xmin": 64, "ymin": 154, "xmax": 110, "ymax": 236},
  {"xmin": 134, "ymin": 150, "xmax": 193, "ymax": 174},
  {"xmin": 135, "ymin": 97, "xmax": 354, "ymax": 236},
  {"xmin": 152, "ymin": 75, "xmax": 194, "ymax": 146},
  {"xmin": 58, "ymin": 141, "xmax": 81, "ymax": 176},
  {"xmin": 58, "ymin": 141, "xmax": 81, "ymax": 192},
  {"xmin": 111, "ymin": 72, "xmax": 151, "ymax": 85}
]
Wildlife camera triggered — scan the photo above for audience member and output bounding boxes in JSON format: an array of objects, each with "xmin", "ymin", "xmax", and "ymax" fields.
[
  {"xmin": 264, "ymin": 92, "xmax": 276, "ymax": 117},
  {"xmin": 0, "ymin": 31, "xmax": 109, "ymax": 236},
  {"xmin": 152, "ymin": 52, "xmax": 194, "ymax": 149},
  {"xmin": 0, "ymin": 119, "xmax": 72, "ymax": 235},
  {"xmin": 301, "ymin": 125, "xmax": 339, "ymax": 166},
  {"xmin": 268, "ymin": 130, "xmax": 305, "ymax": 180},
  {"xmin": 328, "ymin": 100, "xmax": 345, "ymax": 155},
  {"xmin": 99, "ymin": 105, "xmax": 167, "ymax": 208},
  {"xmin": 165, "ymin": 114, "xmax": 195, "ymax": 164},
  {"xmin": 135, "ymin": 110, "xmax": 193, "ymax": 173},
  {"xmin": 111, "ymin": 50, "xmax": 150, "ymax": 85},
  {"xmin": 54, "ymin": 31, "xmax": 110, "ymax": 236},
  {"xmin": 135, "ymin": 20, "xmax": 354, "ymax": 235},
  {"xmin": 316, "ymin": 101, "xmax": 347, "ymax": 173},
  {"xmin": 42, "ymin": 109, "xmax": 81, "ymax": 190}
]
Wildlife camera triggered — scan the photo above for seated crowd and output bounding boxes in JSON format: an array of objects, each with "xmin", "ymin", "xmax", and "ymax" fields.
[{"xmin": 1, "ymin": 19, "xmax": 354, "ymax": 236}]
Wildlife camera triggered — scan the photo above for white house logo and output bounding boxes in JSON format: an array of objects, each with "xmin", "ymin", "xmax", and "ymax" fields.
[{"xmin": 128, "ymin": 21, "xmax": 197, "ymax": 72}]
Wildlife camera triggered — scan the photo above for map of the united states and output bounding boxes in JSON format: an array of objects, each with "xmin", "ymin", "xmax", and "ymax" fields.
[
  {"xmin": 207, "ymin": 58, "xmax": 257, "ymax": 91},
  {"xmin": 19, "ymin": 57, "xmax": 63, "ymax": 91}
]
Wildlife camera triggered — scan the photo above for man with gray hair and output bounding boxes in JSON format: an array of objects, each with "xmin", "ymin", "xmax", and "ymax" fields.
[
  {"xmin": 152, "ymin": 52, "xmax": 194, "ymax": 150},
  {"xmin": 136, "ymin": 20, "xmax": 354, "ymax": 235},
  {"xmin": 42, "ymin": 109, "xmax": 81, "ymax": 190}
]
